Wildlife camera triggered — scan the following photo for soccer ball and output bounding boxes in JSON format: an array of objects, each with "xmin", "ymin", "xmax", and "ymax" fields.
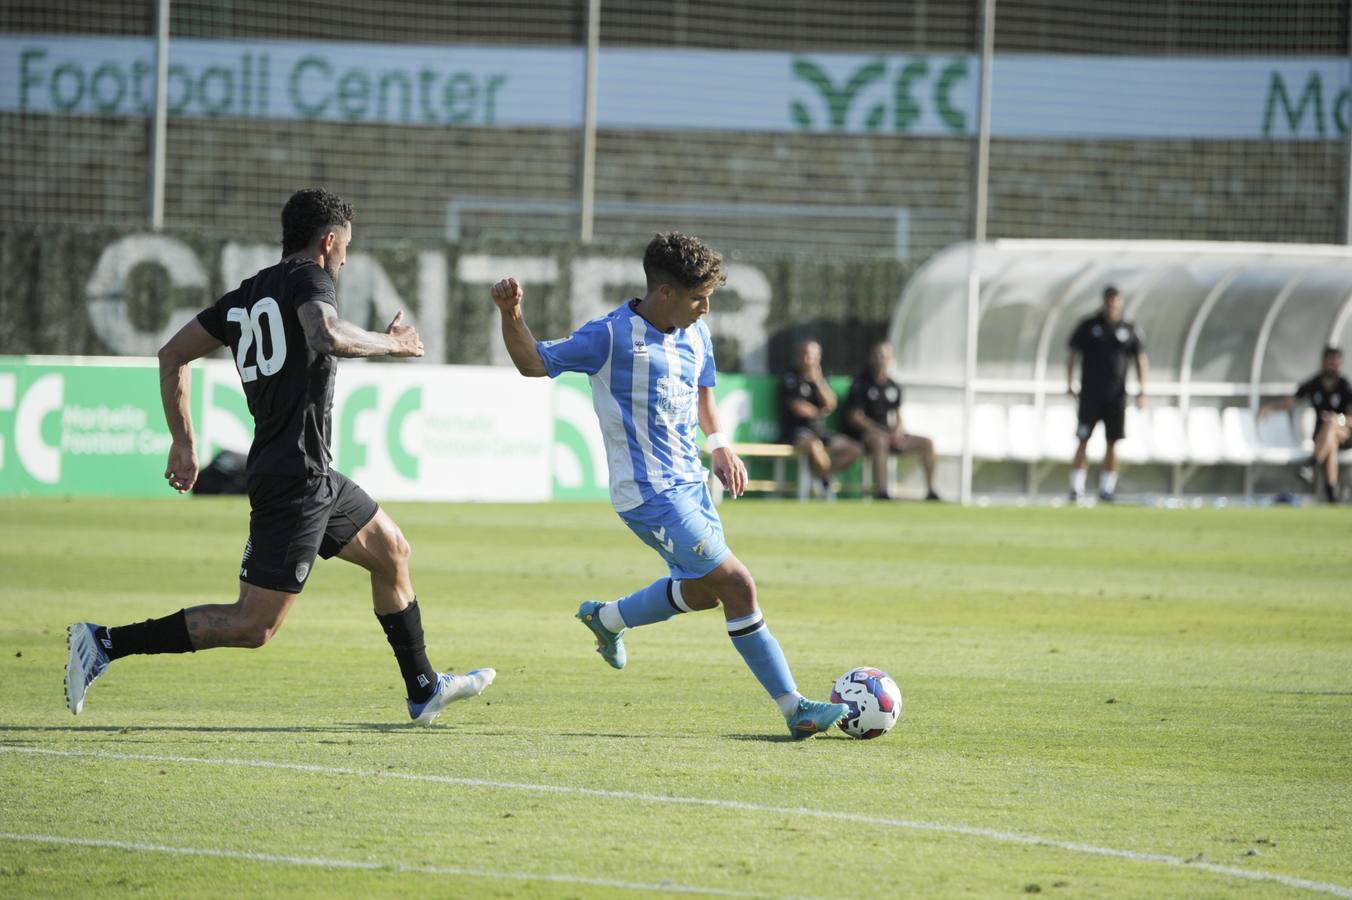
[{"xmin": 831, "ymin": 667, "xmax": 902, "ymax": 739}]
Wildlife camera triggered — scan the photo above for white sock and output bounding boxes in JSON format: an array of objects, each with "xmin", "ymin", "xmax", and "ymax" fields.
[
  {"xmin": 775, "ymin": 691, "xmax": 804, "ymax": 718},
  {"xmin": 598, "ymin": 601, "xmax": 626, "ymax": 633},
  {"xmin": 1100, "ymin": 471, "xmax": 1118, "ymax": 495},
  {"xmin": 1070, "ymin": 468, "xmax": 1087, "ymax": 495}
]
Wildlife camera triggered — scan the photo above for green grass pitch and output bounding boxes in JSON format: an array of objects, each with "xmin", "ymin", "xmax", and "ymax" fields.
[{"xmin": 1, "ymin": 498, "xmax": 1350, "ymax": 898}]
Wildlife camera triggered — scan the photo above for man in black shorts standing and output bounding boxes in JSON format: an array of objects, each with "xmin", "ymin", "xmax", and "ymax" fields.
[
  {"xmin": 1066, "ymin": 286, "xmax": 1148, "ymax": 503},
  {"xmin": 1259, "ymin": 345, "xmax": 1352, "ymax": 503},
  {"xmin": 779, "ymin": 338, "xmax": 861, "ymax": 495},
  {"xmin": 65, "ymin": 188, "xmax": 494, "ymax": 723}
]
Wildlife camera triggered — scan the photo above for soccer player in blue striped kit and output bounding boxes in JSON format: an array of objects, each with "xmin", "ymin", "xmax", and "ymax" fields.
[{"xmin": 491, "ymin": 232, "xmax": 847, "ymax": 739}]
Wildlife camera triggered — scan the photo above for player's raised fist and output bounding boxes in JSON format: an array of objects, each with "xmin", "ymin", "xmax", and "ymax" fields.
[{"xmin": 491, "ymin": 277, "xmax": 523, "ymax": 312}]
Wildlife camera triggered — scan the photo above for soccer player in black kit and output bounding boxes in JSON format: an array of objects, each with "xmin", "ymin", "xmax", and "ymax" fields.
[
  {"xmin": 1066, "ymin": 286, "xmax": 1148, "ymax": 503},
  {"xmin": 1260, "ymin": 345, "xmax": 1352, "ymax": 503},
  {"xmin": 65, "ymin": 189, "xmax": 495, "ymax": 723}
]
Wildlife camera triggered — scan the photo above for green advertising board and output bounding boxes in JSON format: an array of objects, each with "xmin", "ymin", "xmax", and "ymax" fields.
[
  {"xmin": 0, "ymin": 358, "xmax": 202, "ymax": 497},
  {"xmin": 1, "ymin": 357, "xmax": 824, "ymax": 501}
]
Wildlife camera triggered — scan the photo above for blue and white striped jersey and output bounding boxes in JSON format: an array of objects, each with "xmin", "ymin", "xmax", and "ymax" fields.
[{"xmin": 538, "ymin": 300, "xmax": 716, "ymax": 512}]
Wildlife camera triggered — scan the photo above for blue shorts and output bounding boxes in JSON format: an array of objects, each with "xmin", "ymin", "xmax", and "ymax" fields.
[{"xmin": 619, "ymin": 481, "xmax": 731, "ymax": 581}]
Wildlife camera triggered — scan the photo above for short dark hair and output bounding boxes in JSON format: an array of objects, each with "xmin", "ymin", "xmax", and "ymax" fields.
[
  {"xmin": 1324, "ymin": 345, "xmax": 1343, "ymax": 359},
  {"xmin": 642, "ymin": 232, "xmax": 726, "ymax": 291},
  {"xmin": 281, "ymin": 188, "xmax": 354, "ymax": 255},
  {"xmin": 1103, "ymin": 286, "xmax": 1120, "ymax": 301}
]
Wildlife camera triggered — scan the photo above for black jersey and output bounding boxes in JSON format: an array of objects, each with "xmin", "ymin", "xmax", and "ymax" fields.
[
  {"xmin": 197, "ymin": 258, "xmax": 338, "ymax": 477},
  {"xmin": 779, "ymin": 371, "xmax": 828, "ymax": 435},
  {"xmin": 1068, "ymin": 314, "xmax": 1144, "ymax": 402},
  {"xmin": 1296, "ymin": 374, "xmax": 1352, "ymax": 439},
  {"xmin": 842, "ymin": 373, "xmax": 902, "ymax": 438}
]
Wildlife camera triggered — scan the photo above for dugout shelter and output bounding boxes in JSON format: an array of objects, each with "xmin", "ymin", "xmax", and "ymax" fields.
[{"xmin": 888, "ymin": 240, "xmax": 1352, "ymax": 501}]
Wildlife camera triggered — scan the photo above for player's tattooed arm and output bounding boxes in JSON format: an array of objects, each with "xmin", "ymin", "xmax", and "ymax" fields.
[{"xmin": 297, "ymin": 301, "xmax": 424, "ymax": 359}]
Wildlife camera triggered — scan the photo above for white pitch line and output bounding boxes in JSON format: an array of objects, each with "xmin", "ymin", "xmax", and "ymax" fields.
[
  {"xmin": 4, "ymin": 745, "xmax": 1351, "ymax": 899},
  {"xmin": 0, "ymin": 832, "xmax": 766, "ymax": 898}
]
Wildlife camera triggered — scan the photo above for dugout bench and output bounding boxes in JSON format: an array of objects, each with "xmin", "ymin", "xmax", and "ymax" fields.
[{"xmin": 703, "ymin": 442, "xmax": 897, "ymax": 502}]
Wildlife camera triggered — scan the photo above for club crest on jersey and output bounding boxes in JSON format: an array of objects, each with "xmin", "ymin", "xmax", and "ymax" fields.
[
  {"xmin": 1116, "ymin": 326, "xmax": 1130, "ymax": 342},
  {"xmin": 295, "ymin": 561, "xmax": 311, "ymax": 583},
  {"xmin": 655, "ymin": 375, "xmax": 695, "ymax": 427}
]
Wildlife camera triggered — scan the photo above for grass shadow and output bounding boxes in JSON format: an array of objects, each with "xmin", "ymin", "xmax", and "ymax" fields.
[{"xmin": 724, "ymin": 733, "xmax": 808, "ymax": 743}]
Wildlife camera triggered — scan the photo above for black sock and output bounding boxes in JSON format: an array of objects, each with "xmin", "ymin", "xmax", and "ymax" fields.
[
  {"xmin": 376, "ymin": 600, "xmax": 438, "ymax": 703},
  {"xmin": 100, "ymin": 610, "xmax": 194, "ymax": 661}
]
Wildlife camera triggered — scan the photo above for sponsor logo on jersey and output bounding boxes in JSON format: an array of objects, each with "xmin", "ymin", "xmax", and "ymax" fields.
[{"xmin": 632, "ymin": 340, "xmax": 648, "ymax": 356}]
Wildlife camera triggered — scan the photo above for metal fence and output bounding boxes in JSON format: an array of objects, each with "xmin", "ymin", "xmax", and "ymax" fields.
[{"xmin": 2, "ymin": 1, "xmax": 1349, "ymax": 265}]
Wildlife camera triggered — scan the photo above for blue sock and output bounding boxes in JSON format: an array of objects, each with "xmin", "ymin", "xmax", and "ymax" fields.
[
  {"xmin": 726, "ymin": 611, "xmax": 796, "ymax": 698},
  {"xmin": 615, "ymin": 578, "xmax": 683, "ymax": 628}
]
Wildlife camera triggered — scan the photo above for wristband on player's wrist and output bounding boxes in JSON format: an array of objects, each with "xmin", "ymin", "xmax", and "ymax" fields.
[{"xmin": 706, "ymin": 432, "xmax": 731, "ymax": 452}]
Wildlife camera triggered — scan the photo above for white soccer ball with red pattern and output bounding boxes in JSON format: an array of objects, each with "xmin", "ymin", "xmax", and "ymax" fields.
[{"xmin": 831, "ymin": 667, "xmax": 902, "ymax": 739}]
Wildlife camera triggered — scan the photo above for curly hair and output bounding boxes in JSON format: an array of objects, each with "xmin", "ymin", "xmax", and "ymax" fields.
[
  {"xmin": 642, "ymin": 232, "xmax": 726, "ymax": 291},
  {"xmin": 281, "ymin": 188, "xmax": 354, "ymax": 255}
]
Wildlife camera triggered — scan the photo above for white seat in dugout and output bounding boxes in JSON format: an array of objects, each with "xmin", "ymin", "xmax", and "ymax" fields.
[
  {"xmin": 1148, "ymin": 406, "xmax": 1187, "ymax": 465},
  {"xmin": 906, "ymin": 404, "xmax": 964, "ymax": 457},
  {"xmin": 1044, "ymin": 404, "xmax": 1107, "ymax": 462},
  {"xmin": 1219, "ymin": 407, "xmax": 1256, "ymax": 465},
  {"xmin": 899, "ymin": 402, "xmax": 938, "ymax": 450},
  {"xmin": 971, "ymin": 403, "xmax": 1009, "ymax": 460},
  {"xmin": 1300, "ymin": 407, "xmax": 1318, "ymax": 454},
  {"xmin": 1115, "ymin": 406, "xmax": 1150, "ymax": 464},
  {"xmin": 1006, "ymin": 405, "xmax": 1042, "ymax": 462},
  {"xmin": 1292, "ymin": 405, "xmax": 1314, "ymax": 448},
  {"xmin": 1255, "ymin": 409, "xmax": 1304, "ymax": 463},
  {"xmin": 1041, "ymin": 405, "xmax": 1081, "ymax": 462},
  {"xmin": 1185, "ymin": 406, "xmax": 1224, "ymax": 465}
]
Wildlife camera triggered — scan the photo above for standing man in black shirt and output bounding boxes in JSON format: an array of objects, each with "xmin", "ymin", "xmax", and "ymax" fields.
[
  {"xmin": 1066, "ymin": 286, "xmax": 1148, "ymax": 502},
  {"xmin": 65, "ymin": 189, "xmax": 495, "ymax": 723},
  {"xmin": 1259, "ymin": 345, "xmax": 1352, "ymax": 503},
  {"xmin": 842, "ymin": 341, "xmax": 940, "ymax": 501},
  {"xmin": 779, "ymin": 338, "xmax": 861, "ymax": 495}
]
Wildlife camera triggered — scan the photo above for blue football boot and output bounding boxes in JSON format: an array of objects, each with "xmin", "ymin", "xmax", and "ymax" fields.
[
  {"xmin": 576, "ymin": 601, "xmax": 626, "ymax": 669},
  {"xmin": 786, "ymin": 698, "xmax": 848, "ymax": 740}
]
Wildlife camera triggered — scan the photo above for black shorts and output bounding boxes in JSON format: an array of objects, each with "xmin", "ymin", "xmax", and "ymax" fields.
[
  {"xmin": 1077, "ymin": 395, "xmax": 1127, "ymax": 443},
  {"xmin": 240, "ymin": 469, "xmax": 379, "ymax": 593}
]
